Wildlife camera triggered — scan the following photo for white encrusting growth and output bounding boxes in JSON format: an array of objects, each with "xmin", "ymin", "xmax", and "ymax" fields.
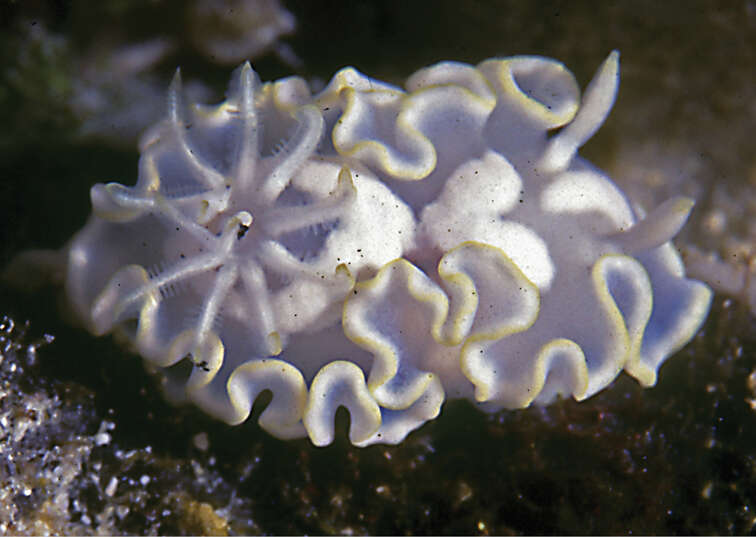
[{"xmin": 62, "ymin": 52, "xmax": 711, "ymax": 446}]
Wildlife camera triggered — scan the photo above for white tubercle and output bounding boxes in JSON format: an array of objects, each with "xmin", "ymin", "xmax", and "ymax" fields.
[
  {"xmin": 609, "ymin": 196, "xmax": 695, "ymax": 254},
  {"xmin": 538, "ymin": 50, "xmax": 620, "ymax": 173}
]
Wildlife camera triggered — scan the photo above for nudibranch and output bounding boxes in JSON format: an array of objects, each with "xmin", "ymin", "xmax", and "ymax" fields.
[{"xmin": 64, "ymin": 51, "xmax": 712, "ymax": 446}]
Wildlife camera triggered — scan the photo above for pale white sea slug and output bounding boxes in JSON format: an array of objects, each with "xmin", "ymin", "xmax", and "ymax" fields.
[{"xmin": 63, "ymin": 51, "xmax": 712, "ymax": 446}]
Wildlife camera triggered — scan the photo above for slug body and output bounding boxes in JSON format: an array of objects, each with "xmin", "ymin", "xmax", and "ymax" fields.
[{"xmin": 65, "ymin": 52, "xmax": 711, "ymax": 446}]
